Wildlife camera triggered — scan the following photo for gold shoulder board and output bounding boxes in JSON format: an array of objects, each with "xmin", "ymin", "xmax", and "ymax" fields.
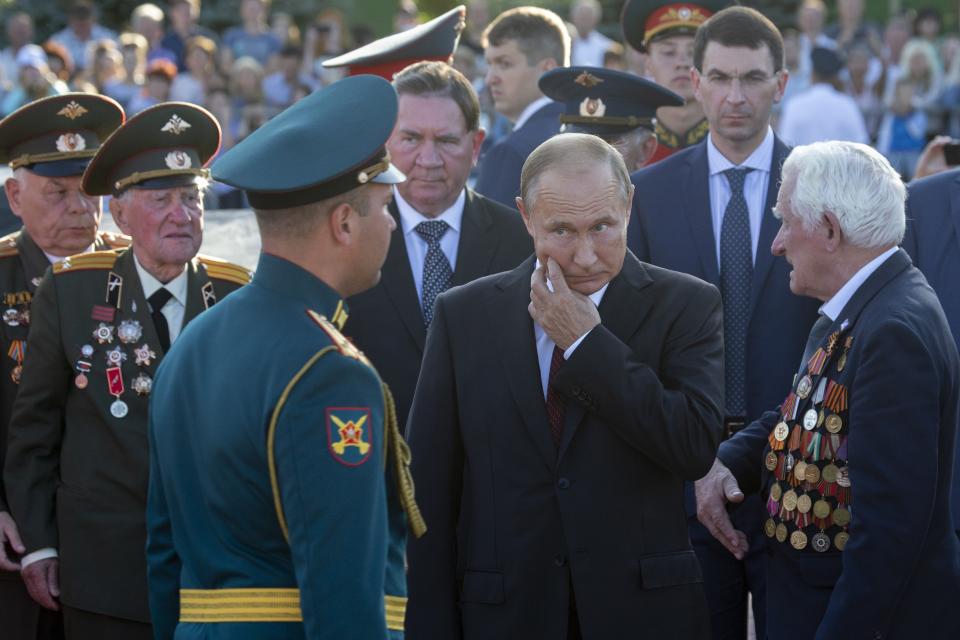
[
  {"xmin": 52, "ymin": 250, "xmax": 119, "ymax": 274},
  {"xmin": 198, "ymin": 255, "xmax": 252, "ymax": 286}
]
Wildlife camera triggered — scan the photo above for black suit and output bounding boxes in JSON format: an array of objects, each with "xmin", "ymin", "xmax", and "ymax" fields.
[
  {"xmin": 406, "ymin": 253, "xmax": 724, "ymax": 639},
  {"xmin": 346, "ymin": 188, "xmax": 532, "ymax": 432}
]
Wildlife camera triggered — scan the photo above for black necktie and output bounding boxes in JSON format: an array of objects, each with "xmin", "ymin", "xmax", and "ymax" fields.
[
  {"xmin": 720, "ymin": 167, "xmax": 753, "ymax": 417},
  {"xmin": 148, "ymin": 287, "xmax": 173, "ymax": 352},
  {"xmin": 415, "ymin": 220, "xmax": 453, "ymax": 327}
]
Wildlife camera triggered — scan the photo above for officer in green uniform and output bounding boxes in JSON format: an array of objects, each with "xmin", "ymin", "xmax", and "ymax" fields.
[
  {"xmin": 3, "ymin": 102, "xmax": 250, "ymax": 640},
  {"xmin": 0, "ymin": 92, "xmax": 127, "ymax": 640},
  {"xmin": 146, "ymin": 75, "xmax": 424, "ymax": 640}
]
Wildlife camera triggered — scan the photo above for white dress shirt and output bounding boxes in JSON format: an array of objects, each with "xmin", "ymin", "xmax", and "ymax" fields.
[
  {"xmin": 707, "ymin": 127, "xmax": 775, "ymax": 268},
  {"xmin": 532, "ymin": 262, "xmax": 608, "ymax": 398},
  {"xmin": 778, "ymin": 83, "xmax": 870, "ymax": 147},
  {"xmin": 513, "ymin": 96, "xmax": 553, "ymax": 130},
  {"xmin": 20, "ymin": 252, "xmax": 189, "ymax": 570},
  {"xmin": 133, "ymin": 254, "xmax": 189, "ymax": 344},
  {"xmin": 820, "ymin": 247, "xmax": 898, "ymax": 323},
  {"xmin": 395, "ymin": 187, "xmax": 465, "ymax": 308},
  {"xmin": 571, "ymin": 30, "xmax": 615, "ymax": 67}
]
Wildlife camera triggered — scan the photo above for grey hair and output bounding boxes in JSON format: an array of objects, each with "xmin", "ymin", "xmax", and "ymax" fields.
[
  {"xmin": 520, "ymin": 132, "xmax": 630, "ymax": 209},
  {"xmin": 777, "ymin": 141, "xmax": 905, "ymax": 247}
]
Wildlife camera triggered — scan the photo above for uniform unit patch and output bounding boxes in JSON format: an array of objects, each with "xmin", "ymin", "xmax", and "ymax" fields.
[{"xmin": 326, "ymin": 407, "xmax": 373, "ymax": 466}]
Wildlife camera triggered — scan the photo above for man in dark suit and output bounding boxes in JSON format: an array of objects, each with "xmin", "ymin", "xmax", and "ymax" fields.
[
  {"xmin": 4, "ymin": 103, "xmax": 250, "ymax": 639},
  {"xmin": 346, "ymin": 61, "xmax": 531, "ymax": 433},
  {"xmin": 629, "ymin": 8, "xmax": 820, "ymax": 637},
  {"xmin": 0, "ymin": 93, "xmax": 127, "ymax": 640},
  {"xmin": 698, "ymin": 140, "xmax": 960, "ymax": 639},
  {"xmin": 406, "ymin": 133, "xmax": 724, "ymax": 639},
  {"xmin": 903, "ymin": 165, "xmax": 960, "ymax": 538},
  {"xmin": 474, "ymin": 6, "xmax": 568, "ymax": 207}
]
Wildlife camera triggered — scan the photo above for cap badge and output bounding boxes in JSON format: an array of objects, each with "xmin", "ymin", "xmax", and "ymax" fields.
[
  {"xmin": 56, "ymin": 133, "xmax": 86, "ymax": 153},
  {"xmin": 161, "ymin": 115, "xmax": 192, "ymax": 135},
  {"xmin": 57, "ymin": 101, "xmax": 88, "ymax": 120},
  {"xmin": 580, "ymin": 98, "xmax": 606, "ymax": 118},
  {"xmin": 574, "ymin": 71, "xmax": 604, "ymax": 88},
  {"xmin": 165, "ymin": 151, "xmax": 193, "ymax": 170},
  {"xmin": 679, "ymin": 7, "xmax": 692, "ymax": 20}
]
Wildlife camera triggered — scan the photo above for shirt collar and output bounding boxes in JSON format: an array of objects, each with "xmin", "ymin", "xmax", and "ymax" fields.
[
  {"xmin": 534, "ymin": 259, "xmax": 609, "ymax": 306},
  {"xmin": 395, "ymin": 186, "xmax": 466, "ymax": 236},
  {"xmin": 133, "ymin": 252, "xmax": 189, "ymax": 307},
  {"xmin": 43, "ymin": 243, "xmax": 95, "ymax": 265},
  {"xmin": 819, "ymin": 246, "xmax": 898, "ymax": 322},
  {"xmin": 707, "ymin": 126, "xmax": 774, "ymax": 176},
  {"xmin": 513, "ymin": 96, "xmax": 553, "ymax": 130}
]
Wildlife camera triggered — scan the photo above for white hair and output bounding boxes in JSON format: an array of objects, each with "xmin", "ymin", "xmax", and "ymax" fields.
[{"xmin": 777, "ymin": 141, "xmax": 905, "ymax": 247}]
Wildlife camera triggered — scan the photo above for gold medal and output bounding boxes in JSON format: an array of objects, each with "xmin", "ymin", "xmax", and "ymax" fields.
[
  {"xmin": 813, "ymin": 499, "xmax": 831, "ymax": 519},
  {"xmin": 782, "ymin": 490, "xmax": 798, "ymax": 511},
  {"xmin": 812, "ymin": 531, "xmax": 831, "ymax": 552},
  {"xmin": 802, "ymin": 408, "xmax": 819, "ymax": 431},
  {"xmin": 797, "ymin": 375, "xmax": 813, "ymax": 399},
  {"xmin": 821, "ymin": 463, "xmax": 839, "ymax": 484},
  {"xmin": 774, "ymin": 421, "xmax": 789, "ymax": 441},
  {"xmin": 765, "ymin": 451, "xmax": 778, "ymax": 471},
  {"xmin": 770, "ymin": 483, "xmax": 782, "ymax": 502},
  {"xmin": 776, "ymin": 523, "xmax": 788, "ymax": 542},
  {"xmin": 832, "ymin": 506, "xmax": 851, "ymax": 527},
  {"xmin": 794, "ymin": 460, "xmax": 808, "ymax": 482},
  {"xmin": 790, "ymin": 529, "xmax": 808, "ymax": 550},
  {"xmin": 10, "ymin": 364, "xmax": 21, "ymax": 384},
  {"xmin": 805, "ymin": 463, "xmax": 821, "ymax": 484},
  {"xmin": 74, "ymin": 373, "xmax": 88, "ymax": 389},
  {"xmin": 834, "ymin": 531, "xmax": 849, "ymax": 550},
  {"xmin": 825, "ymin": 413, "xmax": 843, "ymax": 433},
  {"xmin": 797, "ymin": 494, "xmax": 812, "ymax": 513},
  {"xmin": 765, "ymin": 518, "xmax": 776, "ymax": 538}
]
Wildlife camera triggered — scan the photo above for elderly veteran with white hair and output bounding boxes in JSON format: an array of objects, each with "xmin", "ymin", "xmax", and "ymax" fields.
[
  {"xmin": 4, "ymin": 102, "xmax": 249, "ymax": 639},
  {"xmin": 696, "ymin": 141, "xmax": 960, "ymax": 640}
]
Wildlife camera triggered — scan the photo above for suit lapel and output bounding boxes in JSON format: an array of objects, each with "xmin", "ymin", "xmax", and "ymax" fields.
[
  {"xmin": 450, "ymin": 190, "xmax": 495, "ymax": 286},
  {"xmin": 749, "ymin": 137, "xmax": 789, "ymax": 313},
  {"xmin": 182, "ymin": 258, "xmax": 211, "ymax": 327},
  {"xmin": 15, "ymin": 231, "xmax": 53, "ymax": 294},
  {"xmin": 493, "ymin": 256, "xmax": 557, "ymax": 470},
  {"xmin": 682, "ymin": 143, "xmax": 720, "ymax": 285},
  {"xmin": 557, "ymin": 254, "xmax": 656, "ymax": 459},
  {"xmin": 379, "ymin": 202, "xmax": 427, "ymax": 350},
  {"xmin": 951, "ymin": 173, "xmax": 960, "ymax": 249}
]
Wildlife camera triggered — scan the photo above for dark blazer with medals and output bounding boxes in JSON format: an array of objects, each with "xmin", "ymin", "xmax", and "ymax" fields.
[
  {"xmin": 406, "ymin": 253, "xmax": 724, "ymax": 639},
  {"xmin": 903, "ymin": 170, "xmax": 960, "ymax": 531},
  {"xmin": 3, "ymin": 247, "xmax": 249, "ymax": 622},
  {"xmin": 719, "ymin": 250, "xmax": 960, "ymax": 640},
  {"xmin": 473, "ymin": 102, "xmax": 563, "ymax": 208},
  {"xmin": 345, "ymin": 189, "xmax": 532, "ymax": 433}
]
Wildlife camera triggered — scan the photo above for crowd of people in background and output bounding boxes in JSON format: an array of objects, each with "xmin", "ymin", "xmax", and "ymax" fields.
[{"xmin": 2, "ymin": 0, "xmax": 960, "ymax": 192}]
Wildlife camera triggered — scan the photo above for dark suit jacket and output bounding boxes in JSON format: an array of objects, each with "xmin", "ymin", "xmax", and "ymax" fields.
[
  {"xmin": 903, "ymin": 169, "xmax": 960, "ymax": 529},
  {"xmin": 629, "ymin": 136, "xmax": 821, "ymax": 423},
  {"xmin": 345, "ymin": 189, "xmax": 532, "ymax": 433},
  {"xmin": 473, "ymin": 101, "xmax": 563, "ymax": 208},
  {"xmin": 406, "ymin": 253, "xmax": 724, "ymax": 640},
  {"xmin": 4, "ymin": 248, "xmax": 248, "ymax": 622},
  {"xmin": 719, "ymin": 250, "xmax": 960, "ymax": 640}
]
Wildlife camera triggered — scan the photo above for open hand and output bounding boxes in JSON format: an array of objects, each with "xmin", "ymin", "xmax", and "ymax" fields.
[{"xmin": 695, "ymin": 459, "xmax": 748, "ymax": 560}]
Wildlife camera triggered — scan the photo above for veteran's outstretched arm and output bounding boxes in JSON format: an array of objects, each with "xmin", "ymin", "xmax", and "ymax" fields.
[{"xmin": 695, "ymin": 459, "xmax": 747, "ymax": 559}]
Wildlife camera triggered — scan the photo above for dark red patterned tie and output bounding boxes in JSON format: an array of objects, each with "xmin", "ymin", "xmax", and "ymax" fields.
[{"xmin": 546, "ymin": 345, "xmax": 566, "ymax": 447}]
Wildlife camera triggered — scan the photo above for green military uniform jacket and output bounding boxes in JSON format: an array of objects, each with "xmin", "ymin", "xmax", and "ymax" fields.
[
  {"xmin": 0, "ymin": 228, "xmax": 129, "ymax": 514},
  {"xmin": 146, "ymin": 254, "xmax": 423, "ymax": 639},
  {"xmin": 3, "ymin": 246, "xmax": 250, "ymax": 622}
]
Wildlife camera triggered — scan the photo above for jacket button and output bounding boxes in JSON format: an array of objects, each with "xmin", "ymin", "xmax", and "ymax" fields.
[
  {"xmin": 557, "ymin": 478, "xmax": 570, "ymax": 489},
  {"xmin": 554, "ymin": 555, "xmax": 567, "ymax": 567}
]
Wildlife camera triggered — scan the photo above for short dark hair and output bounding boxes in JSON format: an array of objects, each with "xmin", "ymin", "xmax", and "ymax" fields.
[
  {"xmin": 482, "ymin": 7, "xmax": 570, "ymax": 67},
  {"xmin": 393, "ymin": 61, "xmax": 481, "ymax": 132},
  {"xmin": 693, "ymin": 6, "xmax": 784, "ymax": 73}
]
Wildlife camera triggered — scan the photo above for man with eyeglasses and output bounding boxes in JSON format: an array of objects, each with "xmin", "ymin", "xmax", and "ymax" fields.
[{"xmin": 628, "ymin": 7, "xmax": 820, "ymax": 639}]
